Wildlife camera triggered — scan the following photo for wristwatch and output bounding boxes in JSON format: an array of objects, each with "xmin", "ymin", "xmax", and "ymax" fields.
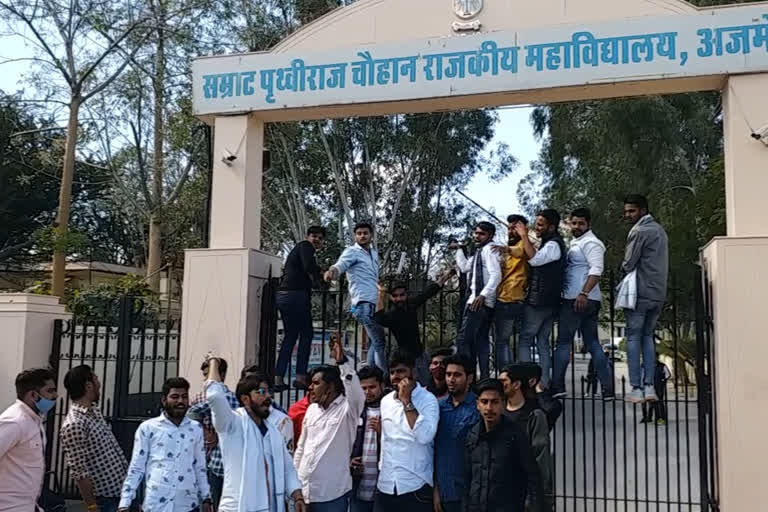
[
  {"xmin": 579, "ymin": 291, "xmax": 589, "ymax": 297},
  {"xmin": 404, "ymin": 402, "xmax": 417, "ymax": 413}
]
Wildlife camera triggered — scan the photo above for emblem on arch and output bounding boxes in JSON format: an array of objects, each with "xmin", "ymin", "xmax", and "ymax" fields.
[{"xmin": 453, "ymin": 0, "xmax": 483, "ymax": 20}]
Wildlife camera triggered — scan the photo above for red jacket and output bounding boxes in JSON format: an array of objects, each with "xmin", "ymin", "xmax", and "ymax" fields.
[{"xmin": 288, "ymin": 395, "xmax": 310, "ymax": 445}]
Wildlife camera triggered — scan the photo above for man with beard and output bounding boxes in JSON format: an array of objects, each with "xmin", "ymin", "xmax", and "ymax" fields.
[
  {"xmin": 294, "ymin": 336, "xmax": 365, "ymax": 511},
  {"xmin": 205, "ymin": 358, "xmax": 305, "ymax": 512},
  {"xmin": 375, "ymin": 350, "xmax": 439, "ymax": 512},
  {"xmin": 374, "ymin": 271, "xmax": 454, "ymax": 385},
  {"xmin": 350, "ymin": 367, "xmax": 385, "ymax": 512},
  {"xmin": 452, "ymin": 221, "xmax": 502, "ymax": 379},
  {"xmin": 60, "ymin": 365, "xmax": 128, "ymax": 512},
  {"xmin": 119, "ymin": 377, "xmax": 211, "ymax": 512},
  {"xmin": 516, "ymin": 209, "xmax": 567, "ymax": 390},
  {"xmin": 433, "ymin": 355, "xmax": 479, "ymax": 512},
  {"xmin": 551, "ymin": 208, "xmax": 614, "ymax": 400},
  {"xmin": 426, "ymin": 348, "xmax": 453, "ymax": 399}
]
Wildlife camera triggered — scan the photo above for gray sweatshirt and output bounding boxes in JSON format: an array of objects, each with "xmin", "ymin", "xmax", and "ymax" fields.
[{"xmin": 621, "ymin": 215, "xmax": 669, "ymax": 302}]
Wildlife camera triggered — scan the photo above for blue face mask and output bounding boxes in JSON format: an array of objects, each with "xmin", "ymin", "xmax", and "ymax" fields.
[{"xmin": 35, "ymin": 396, "xmax": 56, "ymax": 415}]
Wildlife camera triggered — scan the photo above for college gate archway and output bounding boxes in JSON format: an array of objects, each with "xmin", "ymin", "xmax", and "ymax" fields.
[{"xmin": 180, "ymin": 1, "xmax": 768, "ymax": 510}]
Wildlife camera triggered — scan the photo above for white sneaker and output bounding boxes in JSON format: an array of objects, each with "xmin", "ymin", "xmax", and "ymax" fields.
[
  {"xmin": 644, "ymin": 386, "xmax": 658, "ymax": 402},
  {"xmin": 625, "ymin": 388, "xmax": 644, "ymax": 403}
]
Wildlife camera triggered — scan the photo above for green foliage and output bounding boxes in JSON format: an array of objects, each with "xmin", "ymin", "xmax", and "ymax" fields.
[{"xmin": 67, "ymin": 274, "xmax": 158, "ymax": 324}]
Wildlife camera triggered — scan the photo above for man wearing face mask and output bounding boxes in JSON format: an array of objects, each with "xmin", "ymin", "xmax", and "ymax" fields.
[
  {"xmin": 205, "ymin": 358, "xmax": 305, "ymax": 512},
  {"xmin": 60, "ymin": 365, "xmax": 128, "ymax": 512},
  {"xmin": 0, "ymin": 368, "xmax": 57, "ymax": 512},
  {"xmin": 120, "ymin": 377, "xmax": 211, "ymax": 512},
  {"xmin": 452, "ymin": 221, "xmax": 502, "ymax": 379}
]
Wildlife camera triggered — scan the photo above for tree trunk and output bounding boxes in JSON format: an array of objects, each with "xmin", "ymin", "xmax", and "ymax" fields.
[
  {"xmin": 147, "ymin": 2, "xmax": 166, "ymax": 293},
  {"xmin": 51, "ymin": 94, "xmax": 82, "ymax": 298}
]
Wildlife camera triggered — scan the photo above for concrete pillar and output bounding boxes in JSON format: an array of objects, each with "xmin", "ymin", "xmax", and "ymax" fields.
[
  {"xmin": 0, "ymin": 294, "xmax": 71, "ymax": 408},
  {"xmin": 209, "ymin": 115, "xmax": 264, "ymax": 250},
  {"xmin": 722, "ymin": 73, "xmax": 768, "ymax": 237}
]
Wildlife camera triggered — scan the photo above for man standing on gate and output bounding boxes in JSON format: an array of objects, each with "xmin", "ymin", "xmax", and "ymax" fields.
[
  {"xmin": 433, "ymin": 354, "xmax": 479, "ymax": 512},
  {"xmin": 294, "ymin": 335, "xmax": 365, "ymax": 511},
  {"xmin": 622, "ymin": 194, "xmax": 669, "ymax": 403},
  {"xmin": 60, "ymin": 365, "xmax": 128, "ymax": 512},
  {"xmin": 325, "ymin": 222, "xmax": 387, "ymax": 372},
  {"xmin": 452, "ymin": 221, "xmax": 502, "ymax": 379},
  {"xmin": 119, "ymin": 377, "xmax": 212, "ymax": 512},
  {"xmin": 375, "ymin": 350, "xmax": 440, "ymax": 512},
  {"xmin": 551, "ymin": 208, "xmax": 614, "ymax": 400},
  {"xmin": 0, "ymin": 368, "xmax": 57, "ymax": 512},
  {"xmin": 275, "ymin": 226, "xmax": 326, "ymax": 392},
  {"xmin": 516, "ymin": 209, "xmax": 566, "ymax": 390},
  {"xmin": 350, "ymin": 366, "xmax": 385, "ymax": 512},
  {"xmin": 492, "ymin": 214, "xmax": 530, "ymax": 369}
]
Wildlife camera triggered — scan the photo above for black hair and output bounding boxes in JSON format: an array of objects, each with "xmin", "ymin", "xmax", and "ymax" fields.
[
  {"xmin": 570, "ymin": 208, "xmax": 591, "ymax": 223},
  {"xmin": 499, "ymin": 364, "xmax": 530, "ymax": 393},
  {"xmin": 307, "ymin": 225, "xmax": 327, "ymax": 237},
  {"xmin": 443, "ymin": 354, "xmax": 474, "ymax": 377},
  {"xmin": 507, "ymin": 214, "xmax": 528, "ymax": 225},
  {"xmin": 162, "ymin": 377, "xmax": 190, "ymax": 397},
  {"xmin": 624, "ymin": 194, "xmax": 649, "ymax": 211},
  {"xmin": 389, "ymin": 281, "xmax": 408, "ymax": 294},
  {"xmin": 63, "ymin": 365, "xmax": 96, "ymax": 401},
  {"xmin": 15, "ymin": 368, "xmax": 55, "ymax": 400},
  {"xmin": 240, "ymin": 364, "xmax": 261, "ymax": 380},
  {"xmin": 236, "ymin": 372, "xmax": 270, "ymax": 405},
  {"xmin": 519, "ymin": 362, "xmax": 543, "ymax": 381},
  {"xmin": 357, "ymin": 366, "xmax": 385, "ymax": 384},
  {"xmin": 310, "ymin": 364, "xmax": 344, "ymax": 395},
  {"xmin": 202, "ymin": 358, "xmax": 228, "ymax": 380},
  {"xmin": 429, "ymin": 347, "xmax": 454, "ymax": 360},
  {"xmin": 389, "ymin": 349, "xmax": 416, "ymax": 370},
  {"xmin": 475, "ymin": 221, "xmax": 496, "ymax": 237},
  {"xmin": 353, "ymin": 222, "xmax": 374, "ymax": 234},
  {"xmin": 537, "ymin": 209, "xmax": 561, "ymax": 229},
  {"xmin": 475, "ymin": 378, "xmax": 505, "ymax": 397}
]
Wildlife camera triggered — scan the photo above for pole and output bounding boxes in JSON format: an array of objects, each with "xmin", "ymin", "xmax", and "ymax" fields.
[{"xmin": 455, "ymin": 189, "xmax": 508, "ymax": 227}]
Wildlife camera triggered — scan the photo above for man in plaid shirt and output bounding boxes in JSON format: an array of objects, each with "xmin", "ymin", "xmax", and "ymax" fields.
[{"xmin": 188, "ymin": 358, "xmax": 239, "ymax": 509}]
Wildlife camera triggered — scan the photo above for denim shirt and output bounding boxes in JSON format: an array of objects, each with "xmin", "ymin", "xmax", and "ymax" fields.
[
  {"xmin": 434, "ymin": 392, "xmax": 481, "ymax": 503},
  {"xmin": 332, "ymin": 243, "xmax": 379, "ymax": 306}
]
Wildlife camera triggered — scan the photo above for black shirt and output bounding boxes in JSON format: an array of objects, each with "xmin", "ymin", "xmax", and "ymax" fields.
[
  {"xmin": 373, "ymin": 282, "xmax": 441, "ymax": 357},
  {"xmin": 280, "ymin": 240, "xmax": 322, "ymax": 292}
]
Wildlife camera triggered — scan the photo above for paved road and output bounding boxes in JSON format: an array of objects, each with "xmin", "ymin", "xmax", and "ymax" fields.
[{"xmin": 551, "ymin": 358, "xmax": 703, "ymax": 512}]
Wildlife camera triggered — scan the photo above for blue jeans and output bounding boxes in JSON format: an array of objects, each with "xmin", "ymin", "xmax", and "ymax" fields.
[
  {"xmin": 625, "ymin": 298, "xmax": 663, "ymax": 388},
  {"xmin": 350, "ymin": 495, "xmax": 375, "ymax": 512},
  {"xmin": 310, "ymin": 491, "xmax": 351, "ymax": 511},
  {"xmin": 552, "ymin": 300, "xmax": 614, "ymax": 394},
  {"xmin": 353, "ymin": 302, "xmax": 387, "ymax": 371},
  {"xmin": 457, "ymin": 305, "xmax": 493, "ymax": 379},
  {"xmin": 97, "ymin": 497, "xmax": 120, "ymax": 512},
  {"xmin": 519, "ymin": 304, "xmax": 556, "ymax": 388},
  {"xmin": 493, "ymin": 301, "xmax": 523, "ymax": 370},
  {"xmin": 276, "ymin": 290, "xmax": 314, "ymax": 377}
]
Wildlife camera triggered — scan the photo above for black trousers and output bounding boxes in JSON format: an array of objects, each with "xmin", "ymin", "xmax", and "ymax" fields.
[{"xmin": 373, "ymin": 485, "xmax": 433, "ymax": 512}]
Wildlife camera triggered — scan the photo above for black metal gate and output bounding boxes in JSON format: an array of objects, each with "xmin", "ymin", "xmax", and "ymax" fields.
[{"xmin": 46, "ymin": 296, "xmax": 180, "ymax": 499}]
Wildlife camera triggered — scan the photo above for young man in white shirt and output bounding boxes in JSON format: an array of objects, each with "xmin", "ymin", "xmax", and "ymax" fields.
[
  {"xmin": 119, "ymin": 378, "xmax": 212, "ymax": 512},
  {"xmin": 551, "ymin": 208, "xmax": 614, "ymax": 400},
  {"xmin": 294, "ymin": 335, "xmax": 365, "ymax": 511},
  {"xmin": 374, "ymin": 350, "xmax": 440, "ymax": 512},
  {"xmin": 452, "ymin": 221, "xmax": 502, "ymax": 379},
  {"xmin": 515, "ymin": 209, "xmax": 567, "ymax": 390}
]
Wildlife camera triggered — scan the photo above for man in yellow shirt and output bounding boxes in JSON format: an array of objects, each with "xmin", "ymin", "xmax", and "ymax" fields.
[{"xmin": 493, "ymin": 215, "xmax": 529, "ymax": 369}]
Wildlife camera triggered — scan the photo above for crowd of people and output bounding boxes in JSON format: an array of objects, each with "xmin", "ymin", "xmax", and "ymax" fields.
[{"xmin": 0, "ymin": 193, "xmax": 671, "ymax": 512}]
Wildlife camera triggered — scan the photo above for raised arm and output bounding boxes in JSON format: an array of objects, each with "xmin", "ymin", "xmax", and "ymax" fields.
[
  {"xmin": 455, "ymin": 247, "xmax": 472, "ymax": 274},
  {"xmin": 205, "ymin": 358, "xmax": 237, "ymax": 434}
]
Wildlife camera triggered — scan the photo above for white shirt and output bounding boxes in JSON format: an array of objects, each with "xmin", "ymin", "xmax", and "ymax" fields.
[
  {"xmin": 268, "ymin": 406, "xmax": 295, "ymax": 453},
  {"xmin": 529, "ymin": 239, "xmax": 562, "ymax": 267},
  {"xmin": 120, "ymin": 414, "xmax": 210, "ymax": 511},
  {"xmin": 377, "ymin": 384, "xmax": 439, "ymax": 495},
  {"xmin": 206, "ymin": 382, "xmax": 301, "ymax": 512},
  {"xmin": 564, "ymin": 230, "xmax": 605, "ymax": 301},
  {"xmin": 294, "ymin": 361, "xmax": 364, "ymax": 503},
  {"xmin": 455, "ymin": 244, "xmax": 502, "ymax": 308},
  {"xmin": 0, "ymin": 401, "xmax": 46, "ymax": 512}
]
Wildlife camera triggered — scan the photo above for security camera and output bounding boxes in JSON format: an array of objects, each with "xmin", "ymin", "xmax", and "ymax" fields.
[
  {"xmin": 751, "ymin": 123, "xmax": 768, "ymax": 146},
  {"xmin": 222, "ymin": 150, "xmax": 237, "ymax": 166}
]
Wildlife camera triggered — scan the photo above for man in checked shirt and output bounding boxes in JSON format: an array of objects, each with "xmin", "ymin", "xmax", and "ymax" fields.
[{"xmin": 60, "ymin": 365, "xmax": 128, "ymax": 512}]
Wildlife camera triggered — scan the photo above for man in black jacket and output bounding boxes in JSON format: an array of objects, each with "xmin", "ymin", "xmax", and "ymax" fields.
[
  {"xmin": 374, "ymin": 270, "xmax": 454, "ymax": 385},
  {"xmin": 274, "ymin": 226, "xmax": 326, "ymax": 391},
  {"xmin": 515, "ymin": 209, "xmax": 566, "ymax": 390},
  {"xmin": 464, "ymin": 379, "xmax": 544, "ymax": 512},
  {"xmin": 350, "ymin": 366, "xmax": 385, "ymax": 512}
]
